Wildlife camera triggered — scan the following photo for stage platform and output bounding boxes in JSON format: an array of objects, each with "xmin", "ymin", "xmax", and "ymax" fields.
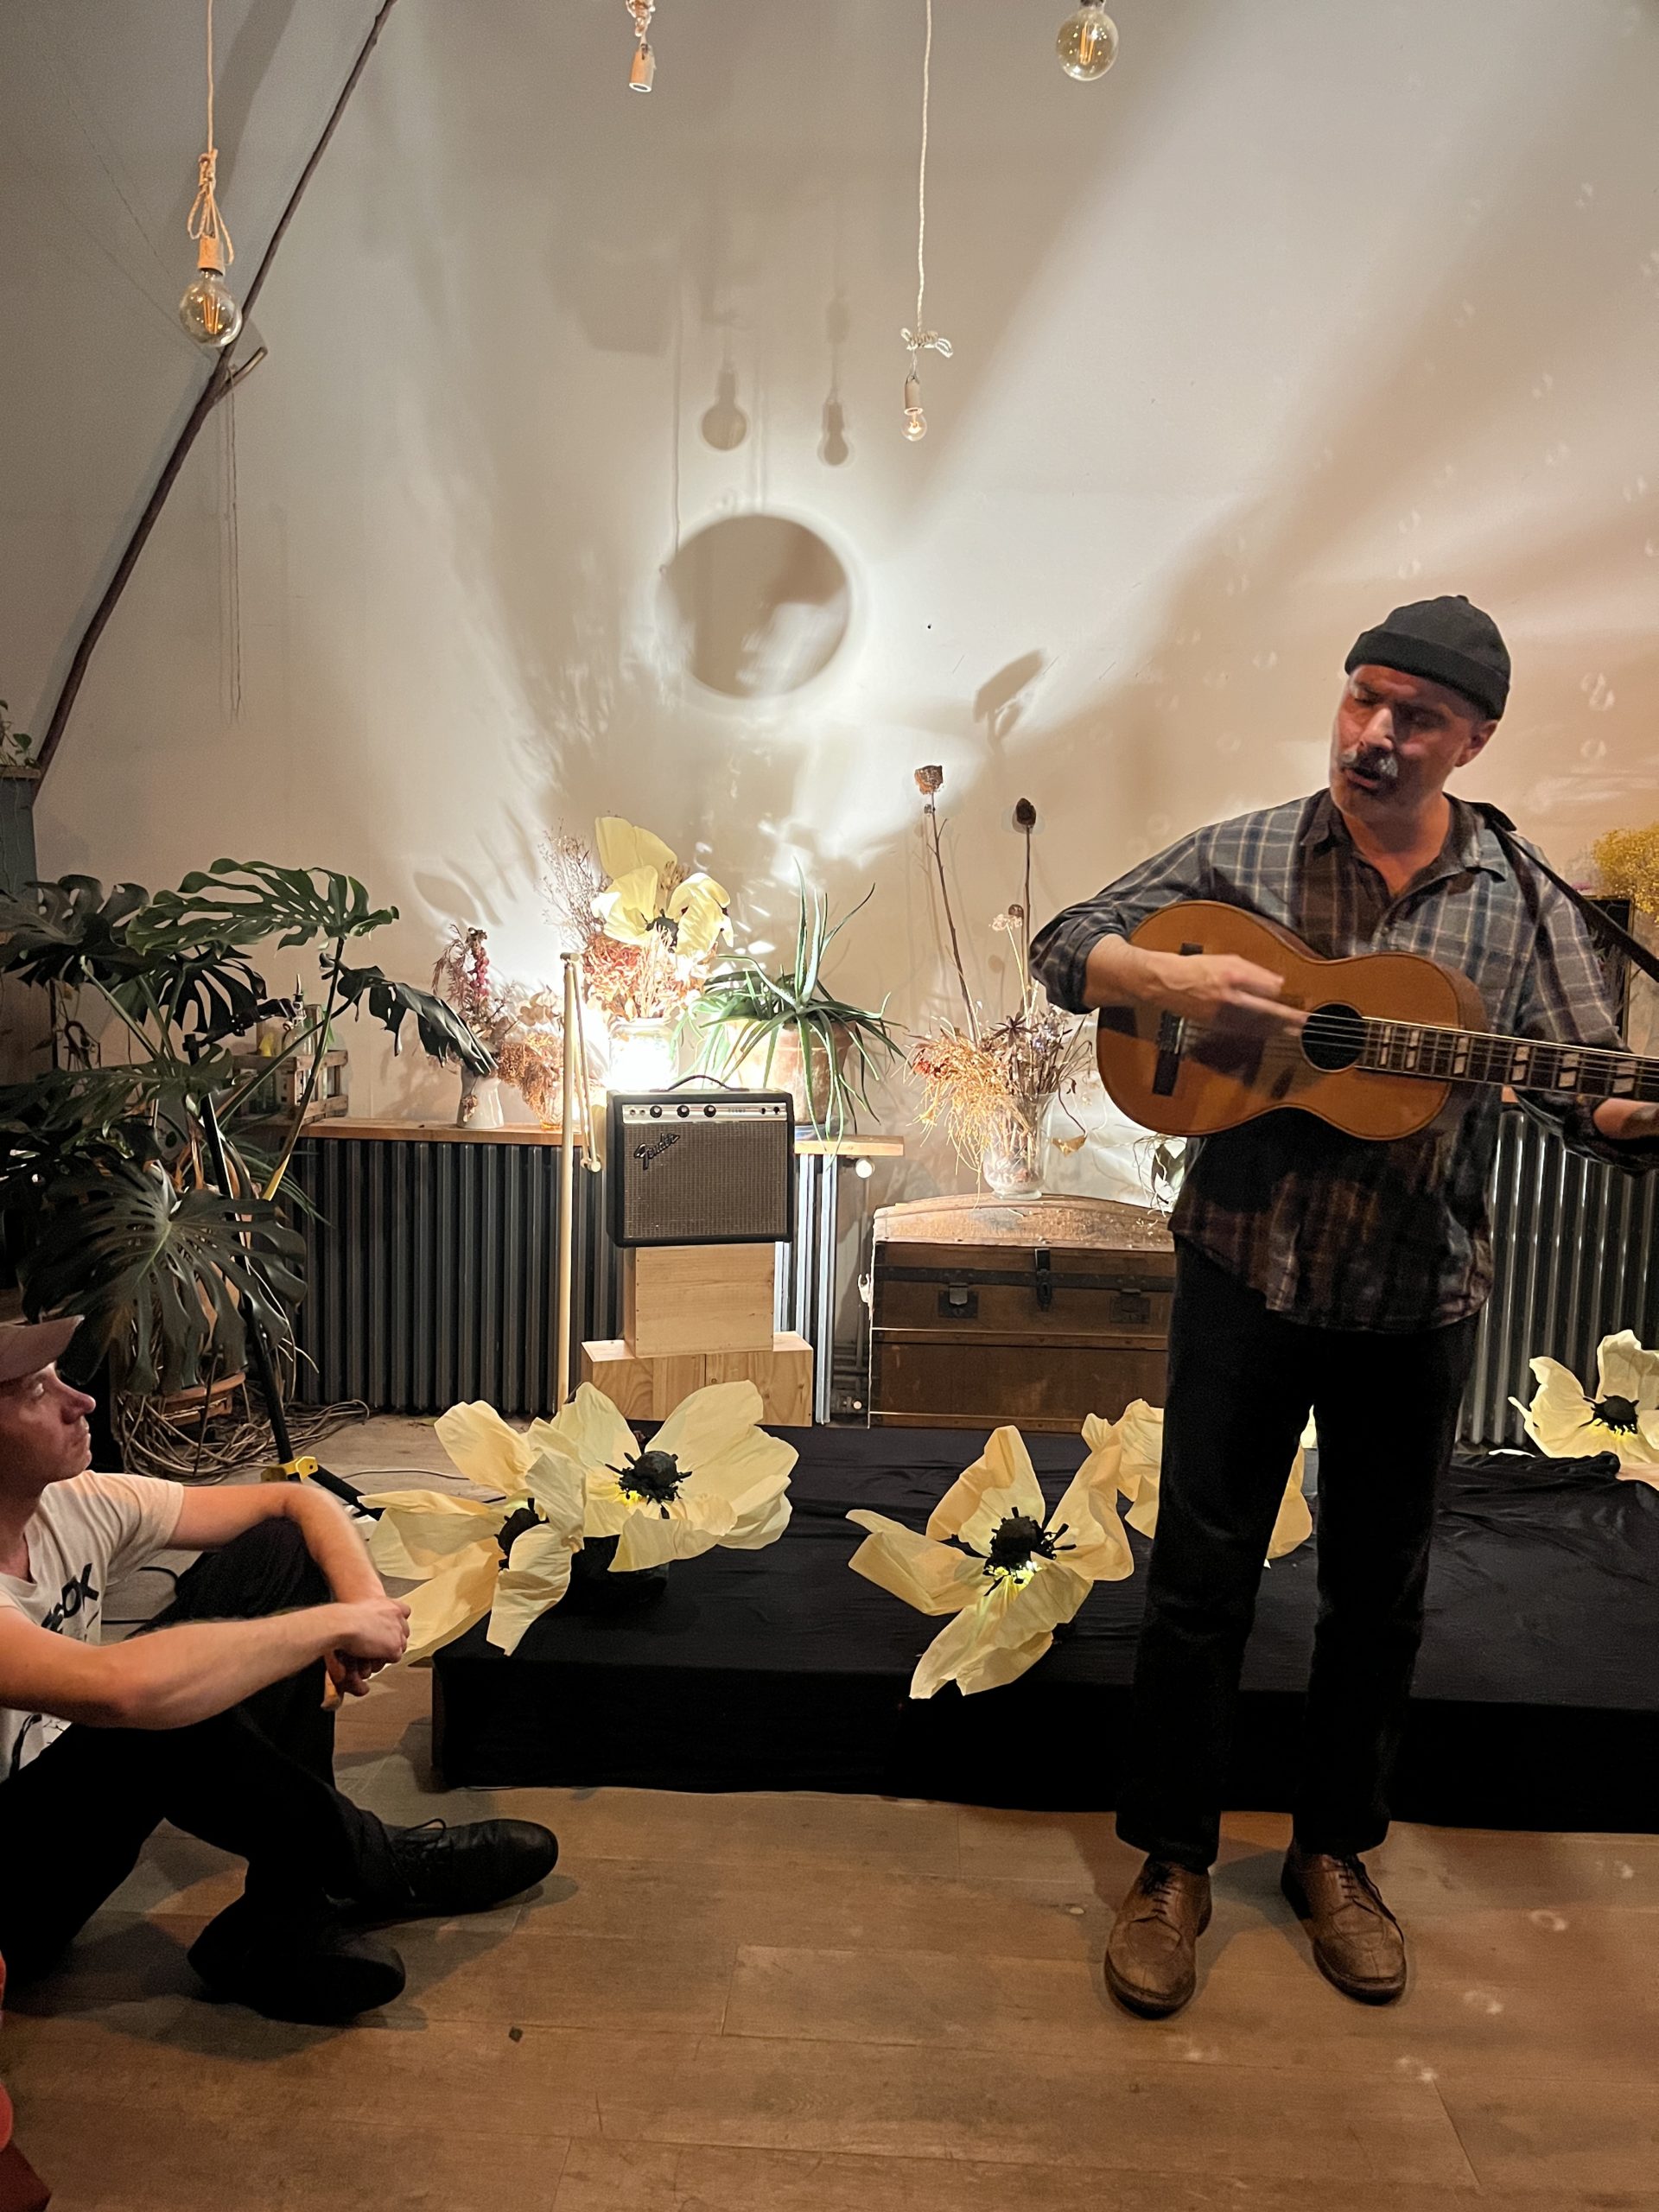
[{"xmin": 432, "ymin": 1424, "xmax": 1659, "ymax": 1832}]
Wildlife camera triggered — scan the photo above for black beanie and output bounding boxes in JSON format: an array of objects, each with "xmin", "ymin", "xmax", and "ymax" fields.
[{"xmin": 1345, "ymin": 595, "xmax": 1510, "ymax": 721}]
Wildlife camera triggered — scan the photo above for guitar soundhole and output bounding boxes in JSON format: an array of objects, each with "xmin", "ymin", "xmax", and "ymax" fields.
[{"xmin": 1301, "ymin": 1002, "xmax": 1363, "ymax": 1074}]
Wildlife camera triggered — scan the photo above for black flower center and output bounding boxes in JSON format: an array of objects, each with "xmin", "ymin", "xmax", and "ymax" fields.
[
  {"xmin": 648, "ymin": 912, "xmax": 680, "ymax": 950},
  {"xmin": 611, "ymin": 1447, "xmax": 686, "ymax": 1516},
  {"xmin": 496, "ymin": 1503, "xmax": 541, "ymax": 1562},
  {"xmin": 1593, "ymin": 1394, "xmax": 1641, "ymax": 1434},
  {"xmin": 984, "ymin": 1511, "xmax": 1070, "ymax": 1586}
]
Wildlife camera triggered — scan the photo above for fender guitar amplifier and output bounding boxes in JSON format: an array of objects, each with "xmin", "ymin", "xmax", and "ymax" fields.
[{"xmin": 608, "ymin": 1091, "xmax": 796, "ymax": 1248}]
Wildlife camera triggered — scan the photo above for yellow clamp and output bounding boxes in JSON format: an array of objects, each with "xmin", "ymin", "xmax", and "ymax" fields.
[{"xmin": 260, "ymin": 1456, "xmax": 321, "ymax": 1484}]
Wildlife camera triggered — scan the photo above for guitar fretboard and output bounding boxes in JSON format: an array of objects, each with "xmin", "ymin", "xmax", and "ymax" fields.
[{"xmin": 1346, "ymin": 1017, "xmax": 1659, "ymax": 1103}]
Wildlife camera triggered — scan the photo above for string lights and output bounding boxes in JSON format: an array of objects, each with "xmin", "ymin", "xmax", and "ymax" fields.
[
  {"xmin": 626, "ymin": 0, "xmax": 657, "ymax": 92},
  {"xmin": 178, "ymin": 0, "xmax": 242, "ymax": 348},
  {"xmin": 900, "ymin": 0, "xmax": 951, "ymax": 442}
]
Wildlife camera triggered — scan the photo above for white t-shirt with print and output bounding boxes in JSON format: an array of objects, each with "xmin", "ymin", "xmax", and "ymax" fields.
[{"xmin": 0, "ymin": 1472, "xmax": 184, "ymax": 1779}]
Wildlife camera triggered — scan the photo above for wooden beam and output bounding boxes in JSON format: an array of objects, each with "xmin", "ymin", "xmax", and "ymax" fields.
[{"xmin": 35, "ymin": 0, "xmax": 406, "ymax": 783}]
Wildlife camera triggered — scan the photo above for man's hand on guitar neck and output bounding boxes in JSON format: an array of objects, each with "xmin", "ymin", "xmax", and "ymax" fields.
[
  {"xmin": 1592, "ymin": 1100, "xmax": 1659, "ymax": 1145},
  {"xmin": 1082, "ymin": 935, "xmax": 1306, "ymax": 1034}
]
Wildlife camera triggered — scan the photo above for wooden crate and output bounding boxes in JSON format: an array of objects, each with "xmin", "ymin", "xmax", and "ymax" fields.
[
  {"xmin": 581, "ymin": 1332, "xmax": 812, "ymax": 1426},
  {"xmin": 621, "ymin": 1243, "xmax": 776, "ymax": 1357},
  {"xmin": 869, "ymin": 1193, "xmax": 1175, "ymax": 1433}
]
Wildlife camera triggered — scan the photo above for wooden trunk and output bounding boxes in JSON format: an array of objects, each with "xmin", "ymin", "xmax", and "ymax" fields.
[{"xmin": 868, "ymin": 1193, "xmax": 1176, "ymax": 1433}]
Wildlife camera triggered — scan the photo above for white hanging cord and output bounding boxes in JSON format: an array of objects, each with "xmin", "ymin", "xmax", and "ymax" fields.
[
  {"xmin": 187, "ymin": 0, "xmax": 234, "ymax": 271},
  {"xmin": 901, "ymin": 0, "xmax": 951, "ymax": 371}
]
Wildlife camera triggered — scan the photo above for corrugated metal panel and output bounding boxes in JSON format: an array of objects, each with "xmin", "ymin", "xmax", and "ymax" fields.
[
  {"xmin": 1463, "ymin": 1107, "xmax": 1659, "ymax": 1446},
  {"xmin": 287, "ymin": 1137, "xmax": 835, "ymax": 1418}
]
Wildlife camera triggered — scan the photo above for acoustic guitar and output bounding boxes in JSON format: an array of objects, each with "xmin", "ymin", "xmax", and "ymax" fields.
[{"xmin": 1094, "ymin": 899, "xmax": 1652, "ymax": 1142}]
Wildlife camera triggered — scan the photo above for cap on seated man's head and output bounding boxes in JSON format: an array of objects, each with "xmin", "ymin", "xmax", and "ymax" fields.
[
  {"xmin": 1345, "ymin": 594, "xmax": 1510, "ymax": 721},
  {"xmin": 0, "ymin": 1317, "xmax": 83, "ymax": 1386}
]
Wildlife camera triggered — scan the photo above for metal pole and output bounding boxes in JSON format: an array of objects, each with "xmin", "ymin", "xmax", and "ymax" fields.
[{"xmin": 555, "ymin": 954, "xmax": 578, "ymax": 1407}]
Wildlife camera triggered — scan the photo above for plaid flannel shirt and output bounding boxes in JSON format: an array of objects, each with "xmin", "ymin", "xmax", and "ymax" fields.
[{"xmin": 1030, "ymin": 791, "xmax": 1653, "ymax": 1333}]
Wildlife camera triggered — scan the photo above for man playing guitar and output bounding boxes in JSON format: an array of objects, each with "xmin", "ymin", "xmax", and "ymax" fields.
[{"xmin": 1029, "ymin": 595, "xmax": 1659, "ymax": 2018}]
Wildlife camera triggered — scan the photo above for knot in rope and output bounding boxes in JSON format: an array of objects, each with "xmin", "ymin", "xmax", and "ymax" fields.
[
  {"xmin": 188, "ymin": 146, "xmax": 233, "ymax": 265},
  {"xmin": 901, "ymin": 328, "xmax": 953, "ymax": 360}
]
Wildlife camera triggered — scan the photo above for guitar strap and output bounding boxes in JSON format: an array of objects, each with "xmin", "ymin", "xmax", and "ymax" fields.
[{"xmin": 1471, "ymin": 801, "xmax": 1659, "ymax": 994}]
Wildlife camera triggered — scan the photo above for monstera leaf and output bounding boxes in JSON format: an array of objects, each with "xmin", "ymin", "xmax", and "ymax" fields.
[
  {"xmin": 22, "ymin": 1161, "xmax": 308, "ymax": 1395},
  {"xmin": 322, "ymin": 957, "xmax": 494, "ymax": 1074},
  {"xmin": 0, "ymin": 876, "xmax": 153, "ymax": 993},
  {"xmin": 130, "ymin": 859, "xmax": 398, "ymax": 955}
]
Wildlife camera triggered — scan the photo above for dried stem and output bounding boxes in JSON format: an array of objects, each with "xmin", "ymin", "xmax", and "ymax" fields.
[{"xmin": 923, "ymin": 798, "xmax": 978, "ymax": 1044}]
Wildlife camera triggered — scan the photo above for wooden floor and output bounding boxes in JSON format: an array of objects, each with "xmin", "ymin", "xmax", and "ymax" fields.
[{"xmin": 5, "ymin": 1419, "xmax": 1658, "ymax": 2209}]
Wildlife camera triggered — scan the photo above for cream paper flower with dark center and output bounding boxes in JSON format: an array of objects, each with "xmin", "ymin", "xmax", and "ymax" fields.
[
  {"xmin": 549, "ymin": 1380, "xmax": 797, "ymax": 1570},
  {"xmin": 1514, "ymin": 1329, "xmax": 1659, "ymax": 1479},
  {"xmin": 1105, "ymin": 1398, "xmax": 1313, "ymax": 1560},
  {"xmin": 365, "ymin": 1401, "xmax": 584, "ymax": 1660},
  {"xmin": 591, "ymin": 816, "xmax": 731, "ymax": 963},
  {"xmin": 848, "ymin": 1424, "xmax": 1134, "ymax": 1699}
]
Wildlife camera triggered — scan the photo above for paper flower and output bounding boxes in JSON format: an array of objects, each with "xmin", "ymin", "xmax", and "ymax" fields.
[
  {"xmin": 365, "ymin": 1402, "xmax": 584, "ymax": 1660},
  {"xmin": 592, "ymin": 816, "xmax": 730, "ymax": 962},
  {"xmin": 548, "ymin": 1380, "xmax": 797, "ymax": 1570},
  {"xmin": 1513, "ymin": 1330, "xmax": 1659, "ymax": 1475},
  {"xmin": 1108, "ymin": 1398, "xmax": 1313, "ymax": 1560},
  {"xmin": 849, "ymin": 1423, "xmax": 1134, "ymax": 1698}
]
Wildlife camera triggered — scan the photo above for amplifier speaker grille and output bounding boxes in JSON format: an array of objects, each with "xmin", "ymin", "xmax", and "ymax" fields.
[{"xmin": 609, "ymin": 1091, "xmax": 795, "ymax": 1247}]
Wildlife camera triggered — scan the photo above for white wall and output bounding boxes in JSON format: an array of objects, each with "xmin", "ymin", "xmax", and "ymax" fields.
[{"xmin": 5, "ymin": 0, "xmax": 1658, "ymax": 1169}]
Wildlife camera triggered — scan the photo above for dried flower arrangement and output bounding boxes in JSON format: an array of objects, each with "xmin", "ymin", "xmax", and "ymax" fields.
[
  {"xmin": 541, "ymin": 817, "xmax": 731, "ymax": 1029},
  {"xmin": 432, "ymin": 928, "xmax": 570, "ymax": 1123},
  {"xmin": 1594, "ymin": 823, "xmax": 1659, "ymax": 918},
  {"xmin": 908, "ymin": 769, "xmax": 1090, "ymax": 1180}
]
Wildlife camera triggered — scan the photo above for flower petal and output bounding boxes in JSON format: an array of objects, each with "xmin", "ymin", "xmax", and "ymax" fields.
[
  {"xmin": 583, "ymin": 1472, "xmax": 632, "ymax": 1539},
  {"xmin": 927, "ymin": 1427, "xmax": 1046, "ymax": 1552},
  {"xmin": 434, "ymin": 1402, "xmax": 533, "ymax": 1497},
  {"xmin": 725, "ymin": 1484, "xmax": 792, "ymax": 1550},
  {"xmin": 549, "ymin": 1384, "xmax": 640, "ymax": 1478},
  {"xmin": 366, "ymin": 1491, "xmax": 507, "ymax": 1580},
  {"xmin": 401, "ymin": 1542, "xmax": 500, "ymax": 1663},
  {"xmin": 1048, "ymin": 1447, "xmax": 1135, "ymax": 1584},
  {"xmin": 1082, "ymin": 1411, "xmax": 1141, "ymax": 1503},
  {"xmin": 847, "ymin": 1511, "xmax": 985, "ymax": 1616},
  {"xmin": 595, "ymin": 816, "xmax": 678, "ymax": 885},
  {"xmin": 669, "ymin": 875, "xmax": 732, "ymax": 960},
  {"xmin": 523, "ymin": 1445, "xmax": 587, "ymax": 1543},
  {"xmin": 594, "ymin": 868, "xmax": 662, "ymax": 947},
  {"xmin": 652, "ymin": 1381, "xmax": 764, "ymax": 1467},
  {"xmin": 688, "ymin": 1427, "xmax": 798, "ymax": 1519},
  {"xmin": 1518, "ymin": 1357, "xmax": 1598, "ymax": 1459},
  {"xmin": 1268, "ymin": 1454, "xmax": 1313, "ymax": 1560},
  {"xmin": 910, "ymin": 1597, "xmax": 999, "ymax": 1700},
  {"xmin": 486, "ymin": 1524, "xmax": 577, "ymax": 1655},
  {"xmin": 614, "ymin": 1496, "xmax": 734, "ymax": 1571},
  {"xmin": 951, "ymin": 1629, "xmax": 1057, "ymax": 1697},
  {"xmin": 1593, "ymin": 1330, "xmax": 1659, "ymax": 1408}
]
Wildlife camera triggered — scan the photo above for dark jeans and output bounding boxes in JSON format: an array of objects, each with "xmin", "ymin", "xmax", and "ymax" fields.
[
  {"xmin": 1117, "ymin": 1241, "xmax": 1479, "ymax": 1874},
  {"xmin": 0, "ymin": 1517, "xmax": 396, "ymax": 1979}
]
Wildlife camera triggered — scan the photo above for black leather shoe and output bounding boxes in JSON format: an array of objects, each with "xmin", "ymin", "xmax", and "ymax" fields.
[
  {"xmin": 188, "ymin": 1896, "xmax": 406, "ymax": 2024},
  {"xmin": 359, "ymin": 1818, "xmax": 558, "ymax": 1923}
]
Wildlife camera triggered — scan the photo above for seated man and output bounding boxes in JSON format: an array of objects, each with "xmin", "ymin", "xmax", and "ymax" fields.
[{"xmin": 0, "ymin": 1316, "xmax": 556, "ymax": 2024}]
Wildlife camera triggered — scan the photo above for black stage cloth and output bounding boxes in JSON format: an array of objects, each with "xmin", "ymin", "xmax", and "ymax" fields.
[{"xmin": 432, "ymin": 1427, "xmax": 1659, "ymax": 1831}]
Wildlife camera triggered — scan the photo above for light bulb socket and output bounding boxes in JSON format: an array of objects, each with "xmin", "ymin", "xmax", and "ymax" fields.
[
  {"xmin": 628, "ymin": 38, "xmax": 656, "ymax": 90},
  {"xmin": 904, "ymin": 372, "xmax": 923, "ymax": 410},
  {"xmin": 195, "ymin": 232, "xmax": 227, "ymax": 276}
]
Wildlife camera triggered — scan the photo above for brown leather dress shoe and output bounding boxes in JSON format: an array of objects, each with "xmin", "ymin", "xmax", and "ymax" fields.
[
  {"xmin": 1104, "ymin": 1857, "xmax": 1212, "ymax": 2018},
  {"xmin": 1281, "ymin": 1844, "xmax": 1408, "ymax": 2004}
]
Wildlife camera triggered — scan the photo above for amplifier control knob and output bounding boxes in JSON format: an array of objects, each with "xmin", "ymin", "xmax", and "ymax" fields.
[
  {"xmin": 703, "ymin": 1104, "xmax": 716, "ymax": 1116},
  {"xmin": 677, "ymin": 1103, "xmax": 690, "ymax": 1117},
  {"xmin": 649, "ymin": 1104, "xmax": 663, "ymax": 1117}
]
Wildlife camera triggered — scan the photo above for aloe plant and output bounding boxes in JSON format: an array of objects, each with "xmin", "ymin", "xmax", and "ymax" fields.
[
  {"xmin": 0, "ymin": 860, "xmax": 490, "ymax": 1396},
  {"xmin": 690, "ymin": 883, "xmax": 900, "ymax": 1141}
]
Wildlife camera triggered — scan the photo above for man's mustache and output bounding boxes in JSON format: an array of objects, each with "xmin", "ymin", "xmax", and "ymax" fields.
[{"xmin": 1338, "ymin": 744, "xmax": 1401, "ymax": 787}]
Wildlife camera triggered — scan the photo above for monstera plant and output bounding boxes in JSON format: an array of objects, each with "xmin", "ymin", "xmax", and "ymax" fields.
[{"xmin": 0, "ymin": 860, "xmax": 491, "ymax": 1401}]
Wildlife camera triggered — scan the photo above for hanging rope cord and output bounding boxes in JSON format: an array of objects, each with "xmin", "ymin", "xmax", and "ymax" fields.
[
  {"xmin": 902, "ymin": 0, "xmax": 951, "ymax": 372},
  {"xmin": 187, "ymin": 0, "xmax": 233, "ymax": 270}
]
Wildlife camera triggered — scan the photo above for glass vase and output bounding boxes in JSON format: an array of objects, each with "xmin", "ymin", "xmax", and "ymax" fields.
[
  {"xmin": 456, "ymin": 1071, "xmax": 504, "ymax": 1129},
  {"xmin": 981, "ymin": 1104, "xmax": 1046, "ymax": 1198},
  {"xmin": 606, "ymin": 1017, "xmax": 678, "ymax": 1094}
]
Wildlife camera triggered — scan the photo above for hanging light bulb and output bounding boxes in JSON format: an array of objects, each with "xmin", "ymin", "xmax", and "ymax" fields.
[
  {"xmin": 179, "ymin": 2, "xmax": 242, "ymax": 350},
  {"xmin": 180, "ymin": 232, "xmax": 242, "ymax": 350},
  {"xmin": 1057, "ymin": 3, "xmax": 1119, "ymax": 80},
  {"xmin": 626, "ymin": 0, "xmax": 656, "ymax": 90},
  {"xmin": 700, "ymin": 362, "xmax": 749, "ymax": 450},
  {"xmin": 902, "ymin": 371, "xmax": 927, "ymax": 442}
]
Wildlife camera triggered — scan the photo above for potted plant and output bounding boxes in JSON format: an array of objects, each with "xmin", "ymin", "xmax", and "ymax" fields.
[
  {"xmin": 691, "ymin": 883, "xmax": 900, "ymax": 1140},
  {"xmin": 0, "ymin": 860, "xmax": 491, "ymax": 1451}
]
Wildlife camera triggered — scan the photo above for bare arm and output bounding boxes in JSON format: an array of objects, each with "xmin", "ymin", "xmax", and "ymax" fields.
[
  {"xmin": 1082, "ymin": 932, "xmax": 1300, "ymax": 1029},
  {"xmin": 171, "ymin": 1479, "xmax": 385, "ymax": 1605},
  {"xmin": 0, "ymin": 1595, "xmax": 409, "ymax": 1734}
]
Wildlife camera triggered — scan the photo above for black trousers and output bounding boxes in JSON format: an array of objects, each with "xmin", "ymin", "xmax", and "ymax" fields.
[
  {"xmin": 0, "ymin": 1518, "xmax": 396, "ymax": 1980},
  {"xmin": 1117, "ymin": 1241, "xmax": 1479, "ymax": 1875}
]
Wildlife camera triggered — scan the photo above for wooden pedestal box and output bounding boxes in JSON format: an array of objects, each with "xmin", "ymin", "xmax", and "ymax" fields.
[
  {"xmin": 621, "ymin": 1243, "xmax": 775, "ymax": 1357},
  {"xmin": 581, "ymin": 1332, "xmax": 813, "ymax": 1426},
  {"xmin": 868, "ymin": 1193, "xmax": 1176, "ymax": 1433}
]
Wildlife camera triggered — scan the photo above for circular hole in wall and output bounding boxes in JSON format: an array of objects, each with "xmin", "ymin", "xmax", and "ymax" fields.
[{"xmin": 660, "ymin": 515, "xmax": 850, "ymax": 698}]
